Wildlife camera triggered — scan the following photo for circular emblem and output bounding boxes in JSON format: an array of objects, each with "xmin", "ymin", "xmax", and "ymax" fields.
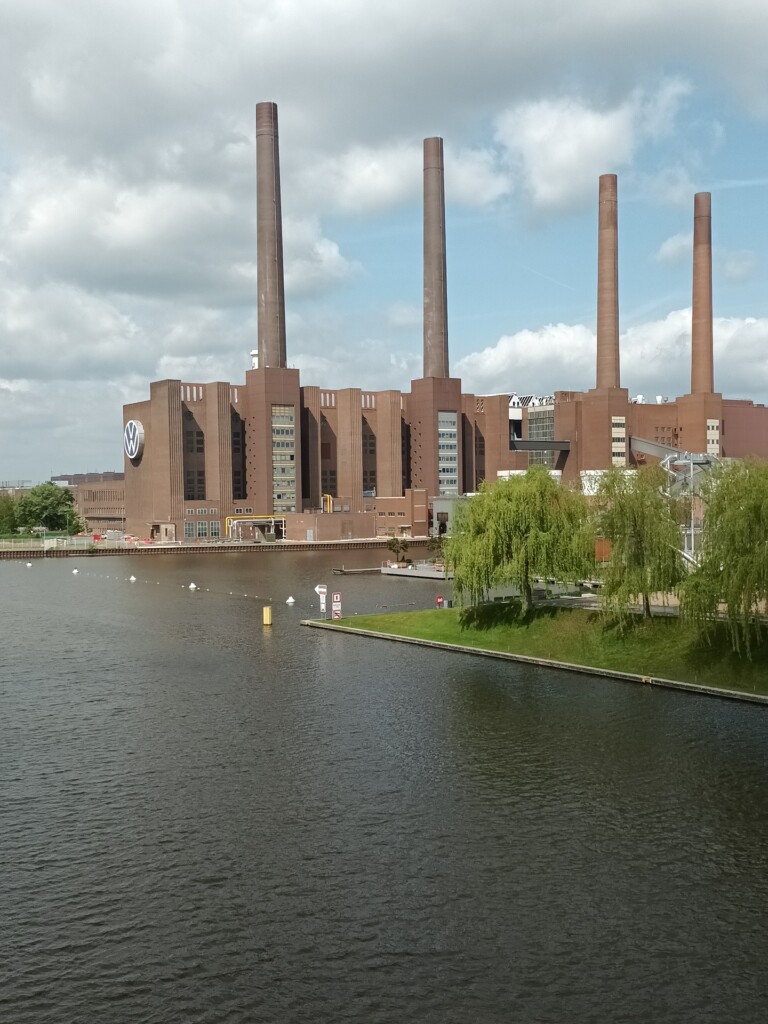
[{"xmin": 124, "ymin": 419, "xmax": 145, "ymax": 461}]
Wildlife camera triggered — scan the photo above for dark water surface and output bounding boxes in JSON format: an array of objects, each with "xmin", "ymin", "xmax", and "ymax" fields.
[{"xmin": 2, "ymin": 550, "xmax": 768, "ymax": 1023}]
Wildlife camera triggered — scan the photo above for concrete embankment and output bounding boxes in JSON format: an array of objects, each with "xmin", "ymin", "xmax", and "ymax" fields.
[
  {"xmin": 0, "ymin": 539, "xmax": 429, "ymax": 561},
  {"xmin": 302, "ymin": 619, "xmax": 768, "ymax": 707}
]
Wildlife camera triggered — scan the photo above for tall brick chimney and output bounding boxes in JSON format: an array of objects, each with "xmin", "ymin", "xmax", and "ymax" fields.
[
  {"xmin": 256, "ymin": 101, "xmax": 287, "ymax": 369},
  {"xmin": 423, "ymin": 137, "xmax": 449, "ymax": 379},
  {"xmin": 596, "ymin": 173, "xmax": 620, "ymax": 389},
  {"xmin": 691, "ymin": 192, "xmax": 714, "ymax": 394}
]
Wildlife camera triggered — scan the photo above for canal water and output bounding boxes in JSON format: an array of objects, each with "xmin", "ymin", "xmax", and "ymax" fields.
[{"xmin": 3, "ymin": 550, "xmax": 768, "ymax": 1023}]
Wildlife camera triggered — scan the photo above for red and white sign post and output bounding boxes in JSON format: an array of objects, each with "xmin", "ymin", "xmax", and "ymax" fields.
[
  {"xmin": 315, "ymin": 583, "xmax": 328, "ymax": 618},
  {"xmin": 331, "ymin": 591, "xmax": 342, "ymax": 620}
]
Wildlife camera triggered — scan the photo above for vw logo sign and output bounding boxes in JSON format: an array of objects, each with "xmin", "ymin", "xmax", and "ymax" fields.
[{"xmin": 124, "ymin": 419, "xmax": 145, "ymax": 461}]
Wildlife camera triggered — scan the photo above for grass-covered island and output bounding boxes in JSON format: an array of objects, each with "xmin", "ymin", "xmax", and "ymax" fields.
[{"xmin": 331, "ymin": 603, "xmax": 768, "ymax": 698}]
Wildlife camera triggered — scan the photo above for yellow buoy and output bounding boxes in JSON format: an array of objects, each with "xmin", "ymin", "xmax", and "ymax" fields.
[{"xmin": 263, "ymin": 605, "xmax": 272, "ymax": 626}]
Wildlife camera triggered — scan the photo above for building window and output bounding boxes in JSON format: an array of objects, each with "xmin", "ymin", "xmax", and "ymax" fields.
[
  {"xmin": 197, "ymin": 521, "xmax": 208, "ymax": 538},
  {"xmin": 526, "ymin": 405, "xmax": 555, "ymax": 468},
  {"xmin": 184, "ymin": 521, "xmax": 195, "ymax": 539},
  {"xmin": 437, "ymin": 411, "xmax": 459, "ymax": 496},
  {"xmin": 210, "ymin": 521, "xmax": 220, "ymax": 539},
  {"xmin": 185, "ymin": 429, "xmax": 204, "ymax": 454},
  {"xmin": 271, "ymin": 404, "xmax": 297, "ymax": 513},
  {"xmin": 184, "ymin": 470, "xmax": 206, "ymax": 501}
]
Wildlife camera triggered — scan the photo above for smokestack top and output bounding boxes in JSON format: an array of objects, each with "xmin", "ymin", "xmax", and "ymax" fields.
[
  {"xmin": 424, "ymin": 137, "xmax": 444, "ymax": 170},
  {"xmin": 599, "ymin": 173, "xmax": 617, "ymax": 199},
  {"xmin": 255, "ymin": 101, "xmax": 279, "ymax": 135},
  {"xmin": 694, "ymin": 191, "xmax": 711, "ymax": 216}
]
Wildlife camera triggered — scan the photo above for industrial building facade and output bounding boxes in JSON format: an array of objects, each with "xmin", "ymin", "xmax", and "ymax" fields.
[{"xmin": 123, "ymin": 103, "xmax": 768, "ymax": 542}]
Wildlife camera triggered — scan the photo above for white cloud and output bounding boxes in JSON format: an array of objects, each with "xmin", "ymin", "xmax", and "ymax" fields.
[
  {"xmin": 493, "ymin": 79, "xmax": 689, "ymax": 212},
  {"xmin": 444, "ymin": 146, "xmax": 511, "ymax": 206},
  {"xmin": 387, "ymin": 303, "xmax": 422, "ymax": 329},
  {"xmin": 283, "ymin": 216, "xmax": 359, "ymax": 293},
  {"xmin": 456, "ymin": 322, "xmax": 597, "ymax": 393},
  {"xmin": 456, "ymin": 309, "xmax": 768, "ymax": 403},
  {"xmin": 635, "ymin": 78, "xmax": 692, "ymax": 139},
  {"xmin": 720, "ymin": 249, "xmax": 758, "ymax": 282},
  {"xmin": 293, "ymin": 341, "xmax": 421, "ymax": 391},
  {"xmin": 655, "ymin": 231, "xmax": 692, "ymax": 264},
  {"xmin": 641, "ymin": 166, "xmax": 698, "ymax": 206},
  {"xmin": 293, "ymin": 140, "xmax": 509, "ymax": 215},
  {"xmin": 294, "ymin": 142, "xmax": 422, "ymax": 215}
]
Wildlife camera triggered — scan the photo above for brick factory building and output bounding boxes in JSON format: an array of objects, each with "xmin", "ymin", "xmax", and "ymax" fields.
[{"xmin": 122, "ymin": 103, "xmax": 768, "ymax": 543}]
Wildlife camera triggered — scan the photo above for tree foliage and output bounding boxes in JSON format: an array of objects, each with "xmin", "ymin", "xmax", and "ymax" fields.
[
  {"xmin": 445, "ymin": 468, "xmax": 594, "ymax": 611},
  {"xmin": 680, "ymin": 459, "xmax": 768, "ymax": 656},
  {"xmin": 15, "ymin": 482, "xmax": 82, "ymax": 532},
  {"xmin": 386, "ymin": 535, "xmax": 409, "ymax": 562},
  {"xmin": 596, "ymin": 465, "xmax": 686, "ymax": 620},
  {"xmin": 0, "ymin": 494, "xmax": 18, "ymax": 535}
]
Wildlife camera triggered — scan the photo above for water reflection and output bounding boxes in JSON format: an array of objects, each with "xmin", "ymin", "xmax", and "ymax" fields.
[{"xmin": 2, "ymin": 550, "xmax": 768, "ymax": 1023}]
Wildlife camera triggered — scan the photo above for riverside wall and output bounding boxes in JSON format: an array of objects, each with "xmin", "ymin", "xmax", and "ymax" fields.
[{"xmin": 0, "ymin": 539, "xmax": 431, "ymax": 560}]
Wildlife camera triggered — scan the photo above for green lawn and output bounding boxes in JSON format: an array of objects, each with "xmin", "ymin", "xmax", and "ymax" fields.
[{"xmin": 335, "ymin": 604, "xmax": 768, "ymax": 695}]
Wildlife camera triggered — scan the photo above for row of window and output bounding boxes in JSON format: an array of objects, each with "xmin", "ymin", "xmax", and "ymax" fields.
[
  {"xmin": 185, "ymin": 429, "xmax": 204, "ymax": 454},
  {"xmin": 184, "ymin": 470, "xmax": 206, "ymax": 501},
  {"xmin": 271, "ymin": 406, "xmax": 296, "ymax": 519},
  {"xmin": 185, "ymin": 507, "xmax": 219, "ymax": 515},
  {"xmin": 184, "ymin": 521, "xmax": 221, "ymax": 539}
]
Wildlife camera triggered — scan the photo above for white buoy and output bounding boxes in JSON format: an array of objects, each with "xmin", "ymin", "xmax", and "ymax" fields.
[
  {"xmin": 129, "ymin": 575, "xmax": 137, "ymax": 582},
  {"xmin": 286, "ymin": 596, "xmax": 295, "ymax": 605},
  {"xmin": 189, "ymin": 582, "xmax": 197, "ymax": 590},
  {"xmin": 26, "ymin": 562, "xmax": 32, "ymax": 567},
  {"xmin": 72, "ymin": 568, "xmax": 79, "ymax": 575}
]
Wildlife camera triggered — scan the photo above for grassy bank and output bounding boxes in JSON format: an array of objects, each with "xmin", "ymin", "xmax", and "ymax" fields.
[{"xmin": 336, "ymin": 604, "xmax": 768, "ymax": 695}]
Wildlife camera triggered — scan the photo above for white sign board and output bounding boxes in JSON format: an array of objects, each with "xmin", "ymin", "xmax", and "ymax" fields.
[{"xmin": 315, "ymin": 583, "xmax": 327, "ymax": 596}]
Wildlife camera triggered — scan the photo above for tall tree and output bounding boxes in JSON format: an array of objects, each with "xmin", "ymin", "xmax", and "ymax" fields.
[
  {"xmin": 681, "ymin": 459, "xmax": 768, "ymax": 656},
  {"xmin": 15, "ymin": 482, "xmax": 82, "ymax": 533},
  {"xmin": 0, "ymin": 494, "xmax": 18, "ymax": 535},
  {"xmin": 596, "ymin": 465, "xmax": 686, "ymax": 620},
  {"xmin": 386, "ymin": 536, "xmax": 409, "ymax": 563},
  {"xmin": 446, "ymin": 467, "xmax": 593, "ymax": 611}
]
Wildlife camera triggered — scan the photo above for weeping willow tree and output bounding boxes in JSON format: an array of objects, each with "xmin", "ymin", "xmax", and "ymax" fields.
[
  {"xmin": 445, "ymin": 467, "xmax": 594, "ymax": 612},
  {"xmin": 596, "ymin": 464, "xmax": 686, "ymax": 621},
  {"xmin": 680, "ymin": 459, "xmax": 768, "ymax": 656}
]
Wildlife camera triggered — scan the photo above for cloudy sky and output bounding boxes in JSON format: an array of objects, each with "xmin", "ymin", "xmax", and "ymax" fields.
[{"xmin": 2, "ymin": 0, "xmax": 768, "ymax": 482}]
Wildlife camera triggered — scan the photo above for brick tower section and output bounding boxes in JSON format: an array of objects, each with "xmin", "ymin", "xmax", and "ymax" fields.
[
  {"xmin": 256, "ymin": 101, "xmax": 287, "ymax": 369},
  {"xmin": 423, "ymin": 137, "xmax": 449, "ymax": 379},
  {"xmin": 596, "ymin": 173, "xmax": 620, "ymax": 389},
  {"xmin": 691, "ymin": 192, "xmax": 714, "ymax": 394}
]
